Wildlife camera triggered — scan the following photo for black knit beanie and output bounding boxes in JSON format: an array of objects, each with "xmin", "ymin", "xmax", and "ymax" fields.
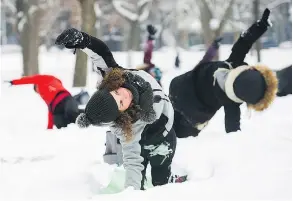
[
  {"xmin": 233, "ymin": 69, "xmax": 266, "ymax": 104},
  {"xmin": 76, "ymin": 89, "xmax": 119, "ymax": 127}
]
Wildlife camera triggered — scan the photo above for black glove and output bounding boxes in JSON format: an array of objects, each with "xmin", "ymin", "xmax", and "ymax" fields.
[
  {"xmin": 258, "ymin": 8, "xmax": 271, "ymax": 27},
  {"xmin": 147, "ymin": 25, "xmax": 157, "ymax": 40},
  {"xmin": 3, "ymin": 80, "xmax": 12, "ymax": 86},
  {"xmin": 234, "ymin": 8, "xmax": 271, "ymax": 51},
  {"xmin": 55, "ymin": 28, "xmax": 91, "ymax": 49},
  {"xmin": 212, "ymin": 37, "xmax": 223, "ymax": 48},
  {"xmin": 147, "ymin": 25, "xmax": 157, "ymax": 35}
]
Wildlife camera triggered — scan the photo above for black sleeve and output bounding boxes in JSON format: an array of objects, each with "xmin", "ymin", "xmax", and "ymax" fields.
[
  {"xmin": 224, "ymin": 104, "xmax": 241, "ymax": 133},
  {"xmin": 226, "ymin": 21, "xmax": 269, "ymax": 68},
  {"xmin": 276, "ymin": 65, "xmax": 292, "ymax": 97},
  {"xmin": 87, "ymin": 35, "xmax": 120, "ymax": 68}
]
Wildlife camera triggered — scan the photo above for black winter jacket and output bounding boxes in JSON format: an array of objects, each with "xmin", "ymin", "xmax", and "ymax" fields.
[
  {"xmin": 169, "ymin": 19, "xmax": 270, "ymax": 137},
  {"xmin": 170, "ymin": 61, "xmax": 241, "ymax": 134}
]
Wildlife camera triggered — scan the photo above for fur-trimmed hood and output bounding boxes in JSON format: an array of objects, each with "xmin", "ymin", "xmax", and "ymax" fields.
[
  {"xmin": 248, "ymin": 64, "xmax": 278, "ymax": 111},
  {"xmin": 214, "ymin": 64, "xmax": 278, "ymax": 111}
]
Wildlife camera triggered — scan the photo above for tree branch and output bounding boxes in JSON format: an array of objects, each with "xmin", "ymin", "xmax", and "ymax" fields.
[
  {"xmin": 112, "ymin": 0, "xmax": 138, "ymax": 22},
  {"xmin": 215, "ymin": 0, "xmax": 235, "ymax": 36},
  {"xmin": 138, "ymin": 0, "xmax": 151, "ymax": 22},
  {"xmin": 200, "ymin": 0, "xmax": 213, "ymax": 21}
]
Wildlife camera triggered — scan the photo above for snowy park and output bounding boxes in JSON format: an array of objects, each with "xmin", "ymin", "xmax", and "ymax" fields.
[
  {"xmin": 0, "ymin": 0, "xmax": 292, "ymax": 200},
  {"xmin": 0, "ymin": 45, "xmax": 292, "ymax": 200}
]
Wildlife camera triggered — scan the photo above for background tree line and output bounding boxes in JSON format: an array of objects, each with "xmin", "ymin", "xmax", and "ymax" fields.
[{"xmin": 0, "ymin": 0, "xmax": 291, "ymax": 86}]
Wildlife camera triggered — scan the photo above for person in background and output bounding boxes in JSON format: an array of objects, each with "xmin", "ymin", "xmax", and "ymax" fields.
[
  {"xmin": 174, "ymin": 51, "xmax": 180, "ymax": 69},
  {"xmin": 5, "ymin": 74, "xmax": 83, "ymax": 129},
  {"xmin": 136, "ymin": 25, "xmax": 163, "ymax": 86}
]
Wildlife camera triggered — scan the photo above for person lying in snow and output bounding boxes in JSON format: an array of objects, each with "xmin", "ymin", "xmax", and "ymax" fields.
[
  {"xmin": 5, "ymin": 75, "xmax": 83, "ymax": 129},
  {"xmin": 169, "ymin": 8, "xmax": 278, "ymax": 138},
  {"xmin": 276, "ymin": 65, "xmax": 292, "ymax": 97},
  {"xmin": 136, "ymin": 25, "xmax": 163, "ymax": 86},
  {"xmin": 55, "ymin": 29, "xmax": 186, "ymax": 190}
]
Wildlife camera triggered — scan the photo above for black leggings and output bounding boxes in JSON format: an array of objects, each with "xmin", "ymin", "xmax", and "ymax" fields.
[
  {"xmin": 53, "ymin": 96, "xmax": 83, "ymax": 129},
  {"xmin": 140, "ymin": 128, "xmax": 177, "ymax": 189}
]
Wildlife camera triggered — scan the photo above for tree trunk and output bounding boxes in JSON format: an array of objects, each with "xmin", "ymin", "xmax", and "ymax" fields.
[
  {"xmin": 199, "ymin": 1, "xmax": 213, "ymax": 46},
  {"xmin": 73, "ymin": 0, "xmax": 96, "ymax": 87},
  {"xmin": 132, "ymin": 21, "xmax": 141, "ymax": 51},
  {"xmin": 200, "ymin": 0, "xmax": 235, "ymax": 60},
  {"xmin": 28, "ymin": 13, "xmax": 41, "ymax": 75},
  {"xmin": 21, "ymin": 22, "xmax": 30, "ymax": 76},
  {"xmin": 126, "ymin": 21, "xmax": 140, "ymax": 68},
  {"xmin": 20, "ymin": 0, "xmax": 41, "ymax": 76},
  {"xmin": 253, "ymin": 0, "xmax": 261, "ymax": 62},
  {"xmin": 128, "ymin": 20, "xmax": 140, "ymax": 51},
  {"xmin": 122, "ymin": 23, "xmax": 129, "ymax": 51}
]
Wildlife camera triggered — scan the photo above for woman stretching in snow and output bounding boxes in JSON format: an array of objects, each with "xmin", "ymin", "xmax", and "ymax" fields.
[
  {"xmin": 169, "ymin": 8, "xmax": 278, "ymax": 138},
  {"xmin": 6, "ymin": 75, "xmax": 82, "ymax": 129},
  {"xmin": 55, "ymin": 29, "xmax": 186, "ymax": 190},
  {"xmin": 101, "ymin": 35, "xmax": 223, "ymax": 166}
]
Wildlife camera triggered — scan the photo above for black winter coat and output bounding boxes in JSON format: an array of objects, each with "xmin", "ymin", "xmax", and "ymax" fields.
[
  {"xmin": 170, "ymin": 61, "xmax": 241, "ymax": 137},
  {"xmin": 169, "ymin": 19, "xmax": 270, "ymax": 138}
]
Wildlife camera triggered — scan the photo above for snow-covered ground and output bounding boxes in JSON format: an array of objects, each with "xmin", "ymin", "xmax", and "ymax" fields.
[{"xmin": 0, "ymin": 45, "xmax": 292, "ymax": 200}]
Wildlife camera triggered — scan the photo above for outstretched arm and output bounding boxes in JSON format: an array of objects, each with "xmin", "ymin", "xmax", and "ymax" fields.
[
  {"xmin": 83, "ymin": 35, "xmax": 120, "ymax": 68},
  {"xmin": 55, "ymin": 28, "xmax": 120, "ymax": 71},
  {"xmin": 143, "ymin": 25, "xmax": 157, "ymax": 66},
  {"xmin": 197, "ymin": 37, "xmax": 222, "ymax": 66},
  {"xmin": 11, "ymin": 74, "xmax": 56, "ymax": 85},
  {"xmin": 226, "ymin": 8, "xmax": 272, "ymax": 67}
]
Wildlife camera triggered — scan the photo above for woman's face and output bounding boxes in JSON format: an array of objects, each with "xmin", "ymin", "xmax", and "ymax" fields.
[{"xmin": 110, "ymin": 87, "xmax": 133, "ymax": 111}]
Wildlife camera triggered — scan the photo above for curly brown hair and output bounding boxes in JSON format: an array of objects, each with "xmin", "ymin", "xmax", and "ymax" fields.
[
  {"xmin": 99, "ymin": 68, "xmax": 125, "ymax": 91},
  {"xmin": 99, "ymin": 68, "xmax": 141, "ymax": 141}
]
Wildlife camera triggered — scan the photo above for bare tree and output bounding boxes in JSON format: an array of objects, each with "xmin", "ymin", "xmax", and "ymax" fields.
[
  {"xmin": 172, "ymin": 0, "xmax": 236, "ymax": 58},
  {"xmin": 111, "ymin": 0, "xmax": 151, "ymax": 67},
  {"xmin": 95, "ymin": 0, "xmax": 119, "ymax": 37},
  {"xmin": 73, "ymin": 0, "xmax": 96, "ymax": 87},
  {"xmin": 149, "ymin": 0, "xmax": 178, "ymax": 48},
  {"xmin": 112, "ymin": 0, "xmax": 151, "ymax": 51},
  {"xmin": 16, "ymin": 0, "xmax": 58, "ymax": 76},
  {"xmin": 253, "ymin": 0, "xmax": 261, "ymax": 62},
  {"xmin": 197, "ymin": 0, "xmax": 235, "ymax": 47},
  {"xmin": 39, "ymin": 3, "xmax": 64, "ymax": 49},
  {"xmin": 1, "ymin": 0, "xmax": 17, "ymax": 44}
]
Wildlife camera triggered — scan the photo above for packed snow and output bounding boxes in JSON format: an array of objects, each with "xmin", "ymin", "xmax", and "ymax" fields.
[{"xmin": 0, "ymin": 45, "xmax": 291, "ymax": 200}]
